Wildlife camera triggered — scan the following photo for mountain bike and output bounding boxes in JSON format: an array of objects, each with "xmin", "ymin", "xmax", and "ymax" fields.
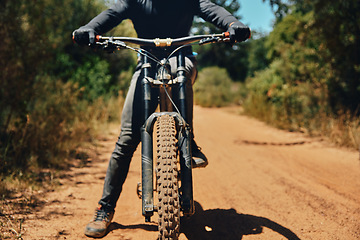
[{"xmin": 95, "ymin": 33, "xmax": 230, "ymax": 240}]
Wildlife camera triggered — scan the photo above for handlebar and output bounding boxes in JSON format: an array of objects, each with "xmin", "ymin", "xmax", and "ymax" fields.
[{"xmin": 95, "ymin": 32, "xmax": 230, "ymax": 47}]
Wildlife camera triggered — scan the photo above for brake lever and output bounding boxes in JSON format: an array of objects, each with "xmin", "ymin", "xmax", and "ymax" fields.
[
  {"xmin": 199, "ymin": 36, "xmax": 230, "ymax": 45},
  {"xmin": 94, "ymin": 39, "xmax": 127, "ymax": 53},
  {"xmin": 111, "ymin": 40, "xmax": 127, "ymax": 49},
  {"xmin": 199, "ymin": 37, "xmax": 216, "ymax": 45}
]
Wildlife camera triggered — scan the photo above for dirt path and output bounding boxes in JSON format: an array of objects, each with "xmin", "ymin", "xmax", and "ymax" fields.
[{"xmin": 22, "ymin": 106, "xmax": 360, "ymax": 240}]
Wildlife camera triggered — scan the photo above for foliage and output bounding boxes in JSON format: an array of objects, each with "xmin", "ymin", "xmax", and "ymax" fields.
[
  {"xmin": 246, "ymin": 31, "xmax": 270, "ymax": 77},
  {"xmin": 310, "ymin": 0, "xmax": 360, "ymax": 112},
  {"xmin": 1, "ymin": 77, "xmax": 84, "ymax": 174},
  {"xmin": 262, "ymin": 0, "xmax": 291, "ymax": 20},
  {"xmin": 1, "ymin": 0, "xmax": 359, "ymax": 191},
  {"xmin": 244, "ymin": 59, "xmax": 326, "ymax": 130},
  {"xmin": 262, "ymin": 0, "xmax": 360, "ymax": 113},
  {"xmin": 71, "ymin": 56, "xmax": 112, "ymax": 101},
  {"xmin": 193, "ymin": 0, "xmax": 250, "ymax": 82},
  {"xmin": 0, "ymin": 0, "xmax": 135, "ymax": 181},
  {"xmin": 245, "ymin": 0, "xmax": 360, "ymax": 148},
  {"xmin": 194, "ymin": 67, "xmax": 234, "ymax": 107},
  {"xmin": 244, "ymin": 10, "xmax": 327, "ymax": 126}
]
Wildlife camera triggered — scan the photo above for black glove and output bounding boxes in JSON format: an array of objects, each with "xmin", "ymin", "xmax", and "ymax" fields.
[
  {"xmin": 72, "ymin": 27, "xmax": 97, "ymax": 45},
  {"xmin": 227, "ymin": 21, "xmax": 251, "ymax": 44}
]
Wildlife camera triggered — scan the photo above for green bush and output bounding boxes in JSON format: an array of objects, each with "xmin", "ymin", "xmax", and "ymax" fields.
[
  {"xmin": 1, "ymin": 77, "xmax": 83, "ymax": 174},
  {"xmin": 243, "ymin": 58, "xmax": 360, "ymax": 148},
  {"xmin": 244, "ymin": 59, "xmax": 325, "ymax": 130},
  {"xmin": 194, "ymin": 66, "xmax": 234, "ymax": 107},
  {"xmin": 0, "ymin": 74, "xmax": 124, "ymax": 178},
  {"xmin": 71, "ymin": 57, "xmax": 112, "ymax": 101},
  {"xmin": 0, "ymin": 0, "xmax": 134, "ymax": 182}
]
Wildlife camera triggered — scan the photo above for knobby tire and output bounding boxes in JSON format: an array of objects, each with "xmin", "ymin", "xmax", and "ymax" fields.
[{"xmin": 155, "ymin": 115, "xmax": 180, "ymax": 240}]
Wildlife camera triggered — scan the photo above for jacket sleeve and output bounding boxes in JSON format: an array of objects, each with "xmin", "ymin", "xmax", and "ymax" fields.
[
  {"xmin": 82, "ymin": 0, "xmax": 131, "ymax": 34},
  {"xmin": 197, "ymin": 0, "xmax": 239, "ymax": 30}
]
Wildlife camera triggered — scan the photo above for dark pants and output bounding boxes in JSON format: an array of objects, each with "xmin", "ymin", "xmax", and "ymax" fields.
[{"xmin": 98, "ymin": 54, "xmax": 197, "ymax": 211}]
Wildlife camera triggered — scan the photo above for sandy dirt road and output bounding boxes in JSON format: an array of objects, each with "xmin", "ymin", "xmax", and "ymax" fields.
[{"xmin": 23, "ymin": 106, "xmax": 360, "ymax": 240}]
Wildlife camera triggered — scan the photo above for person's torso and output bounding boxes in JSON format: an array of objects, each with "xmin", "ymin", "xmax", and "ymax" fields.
[{"xmin": 128, "ymin": 0, "xmax": 198, "ymax": 38}]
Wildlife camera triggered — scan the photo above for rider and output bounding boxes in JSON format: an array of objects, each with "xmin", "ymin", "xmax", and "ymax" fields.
[{"xmin": 73, "ymin": 0, "xmax": 250, "ymax": 237}]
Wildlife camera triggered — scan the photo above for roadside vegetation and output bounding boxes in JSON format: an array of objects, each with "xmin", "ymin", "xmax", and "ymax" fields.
[
  {"xmin": 193, "ymin": 0, "xmax": 360, "ymax": 149},
  {"xmin": 0, "ymin": 1, "xmax": 136, "ymax": 200},
  {"xmin": 0, "ymin": 0, "xmax": 359, "ymax": 238},
  {"xmin": 0, "ymin": 1, "xmax": 135, "ymax": 237},
  {"xmin": 243, "ymin": 0, "xmax": 360, "ymax": 148}
]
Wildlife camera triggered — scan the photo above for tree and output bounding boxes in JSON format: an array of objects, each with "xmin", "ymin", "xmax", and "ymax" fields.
[
  {"xmin": 0, "ymin": 0, "xmax": 136, "ymax": 176},
  {"xmin": 192, "ymin": 0, "xmax": 249, "ymax": 82},
  {"xmin": 263, "ymin": 0, "xmax": 360, "ymax": 112},
  {"xmin": 310, "ymin": 0, "xmax": 360, "ymax": 112},
  {"xmin": 247, "ymin": 32, "xmax": 270, "ymax": 77}
]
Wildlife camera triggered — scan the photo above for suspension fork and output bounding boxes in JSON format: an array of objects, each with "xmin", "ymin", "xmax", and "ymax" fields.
[
  {"xmin": 140, "ymin": 54, "xmax": 154, "ymax": 222},
  {"xmin": 177, "ymin": 50, "xmax": 194, "ymax": 216}
]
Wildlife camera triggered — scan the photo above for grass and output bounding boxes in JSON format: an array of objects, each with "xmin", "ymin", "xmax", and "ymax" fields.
[
  {"xmin": 193, "ymin": 66, "xmax": 360, "ymax": 150},
  {"xmin": 194, "ymin": 66, "xmax": 235, "ymax": 107},
  {"xmin": 242, "ymin": 84, "xmax": 360, "ymax": 150},
  {"xmin": 1, "ymin": 194, "xmax": 26, "ymax": 240},
  {"xmin": 0, "ymin": 93, "xmax": 124, "ymax": 238}
]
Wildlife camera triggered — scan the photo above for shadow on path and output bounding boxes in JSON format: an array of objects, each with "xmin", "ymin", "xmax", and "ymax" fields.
[
  {"xmin": 105, "ymin": 201, "xmax": 301, "ymax": 240},
  {"xmin": 109, "ymin": 221, "xmax": 158, "ymax": 233},
  {"xmin": 181, "ymin": 201, "xmax": 301, "ymax": 240}
]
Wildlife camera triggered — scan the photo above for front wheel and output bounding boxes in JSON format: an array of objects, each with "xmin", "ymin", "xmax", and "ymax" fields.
[{"xmin": 155, "ymin": 115, "xmax": 180, "ymax": 240}]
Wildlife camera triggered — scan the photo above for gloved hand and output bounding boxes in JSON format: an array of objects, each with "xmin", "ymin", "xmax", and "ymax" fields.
[
  {"xmin": 227, "ymin": 21, "xmax": 251, "ymax": 44},
  {"xmin": 72, "ymin": 27, "xmax": 97, "ymax": 45}
]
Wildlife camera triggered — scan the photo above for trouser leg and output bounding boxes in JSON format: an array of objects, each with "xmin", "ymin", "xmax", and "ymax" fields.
[{"xmin": 98, "ymin": 67, "xmax": 158, "ymax": 210}]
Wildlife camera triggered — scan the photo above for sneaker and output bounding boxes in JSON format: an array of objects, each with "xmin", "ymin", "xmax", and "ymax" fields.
[
  {"xmin": 84, "ymin": 205, "xmax": 114, "ymax": 238},
  {"xmin": 191, "ymin": 140, "xmax": 208, "ymax": 168}
]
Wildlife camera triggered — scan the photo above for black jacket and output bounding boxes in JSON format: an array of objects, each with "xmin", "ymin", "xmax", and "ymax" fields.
[{"xmin": 83, "ymin": 0, "xmax": 239, "ymax": 38}]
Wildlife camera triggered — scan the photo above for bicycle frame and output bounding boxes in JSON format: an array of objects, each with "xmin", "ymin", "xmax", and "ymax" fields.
[{"xmin": 95, "ymin": 33, "xmax": 230, "ymax": 225}]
